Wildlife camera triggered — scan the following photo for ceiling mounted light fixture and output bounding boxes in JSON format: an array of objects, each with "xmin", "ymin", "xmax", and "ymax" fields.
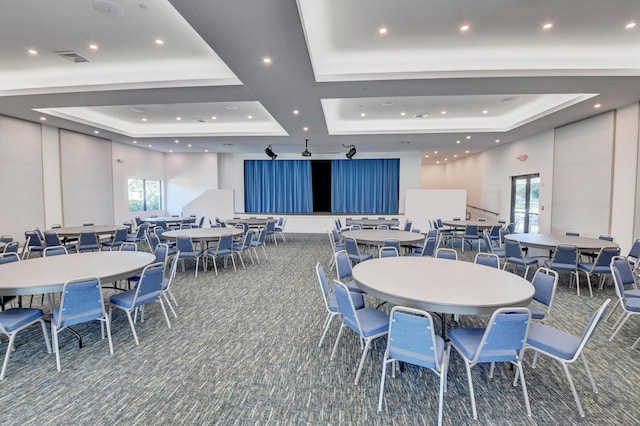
[
  {"xmin": 344, "ymin": 144, "xmax": 357, "ymax": 159},
  {"xmin": 264, "ymin": 145, "xmax": 277, "ymax": 160},
  {"xmin": 302, "ymin": 139, "xmax": 312, "ymax": 157}
]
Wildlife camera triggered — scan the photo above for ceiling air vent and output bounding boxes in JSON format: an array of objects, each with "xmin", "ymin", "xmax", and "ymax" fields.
[
  {"xmin": 192, "ymin": 118, "xmax": 207, "ymax": 123},
  {"xmin": 413, "ymin": 112, "xmax": 430, "ymax": 119},
  {"xmin": 55, "ymin": 51, "xmax": 91, "ymax": 63}
]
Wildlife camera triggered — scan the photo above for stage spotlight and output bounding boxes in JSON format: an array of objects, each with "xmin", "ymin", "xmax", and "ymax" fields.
[
  {"xmin": 301, "ymin": 138, "xmax": 312, "ymax": 157},
  {"xmin": 345, "ymin": 144, "xmax": 357, "ymax": 159},
  {"xmin": 264, "ymin": 145, "xmax": 277, "ymax": 160}
]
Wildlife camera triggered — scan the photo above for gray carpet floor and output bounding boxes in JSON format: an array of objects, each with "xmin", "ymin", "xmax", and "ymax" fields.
[{"xmin": 0, "ymin": 233, "xmax": 638, "ymax": 425}]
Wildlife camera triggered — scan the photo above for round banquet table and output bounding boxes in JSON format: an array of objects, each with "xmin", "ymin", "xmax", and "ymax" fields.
[
  {"xmin": 143, "ymin": 216, "xmax": 192, "ymax": 225},
  {"xmin": 162, "ymin": 227, "xmax": 244, "ymax": 242},
  {"xmin": 48, "ymin": 225, "xmax": 120, "ymax": 237},
  {"xmin": 342, "ymin": 229, "xmax": 424, "ymax": 246},
  {"xmin": 442, "ymin": 220, "xmax": 498, "ymax": 229},
  {"xmin": 352, "ymin": 257, "xmax": 534, "ymax": 316},
  {"xmin": 224, "ymin": 218, "xmax": 270, "ymax": 228},
  {"xmin": 504, "ymin": 233, "xmax": 618, "ymax": 253},
  {"xmin": 0, "ymin": 251, "xmax": 155, "ymax": 296},
  {"xmin": 345, "ymin": 218, "xmax": 400, "ymax": 229}
]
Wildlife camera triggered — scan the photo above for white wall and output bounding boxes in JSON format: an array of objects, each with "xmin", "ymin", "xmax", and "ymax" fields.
[
  {"xmin": 41, "ymin": 125, "xmax": 63, "ymax": 228},
  {"xmin": 165, "ymin": 153, "xmax": 219, "ymax": 215},
  {"xmin": 422, "ymin": 130, "xmax": 555, "ymax": 232},
  {"xmin": 614, "ymin": 103, "xmax": 639, "ymax": 253}
]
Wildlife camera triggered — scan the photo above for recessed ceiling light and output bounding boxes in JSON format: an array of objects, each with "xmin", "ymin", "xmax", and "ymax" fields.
[
  {"xmin": 360, "ymin": 113, "xmax": 366, "ymax": 117},
  {"xmin": 482, "ymin": 109, "xmax": 488, "ymax": 114},
  {"xmin": 293, "ymin": 109, "xmax": 299, "ymax": 115},
  {"xmin": 174, "ymin": 140, "xmax": 179, "ymax": 143},
  {"xmin": 176, "ymin": 117, "xmax": 182, "ymax": 121},
  {"xmin": 495, "ymin": 139, "xmax": 500, "ymax": 143},
  {"xmin": 148, "ymin": 144, "xmax": 152, "ymax": 147},
  {"xmin": 594, "ymin": 103, "xmax": 602, "ymax": 109},
  {"xmin": 262, "ymin": 57, "xmax": 272, "ymax": 64},
  {"xmin": 303, "ymin": 126, "xmax": 309, "ymax": 131},
  {"xmin": 456, "ymin": 140, "xmax": 460, "ymax": 144},
  {"xmin": 28, "ymin": 49, "xmax": 38, "ymax": 55},
  {"xmin": 155, "ymin": 39, "xmax": 164, "ymax": 45},
  {"xmin": 224, "ymin": 104, "xmax": 238, "ymax": 111},
  {"xmin": 434, "ymin": 151, "xmax": 438, "ymax": 154},
  {"xmin": 542, "ymin": 22, "xmax": 553, "ymax": 30},
  {"xmin": 460, "ymin": 24, "xmax": 470, "ymax": 32},
  {"xmin": 454, "ymin": 155, "xmax": 458, "ymax": 158},
  {"xmin": 378, "ymin": 27, "xmax": 388, "ymax": 35},
  {"xmin": 211, "ymin": 116, "xmax": 217, "ymax": 120},
  {"xmin": 205, "ymin": 149, "xmax": 209, "ymax": 153},
  {"xmin": 465, "ymin": 150, "xmax": 470, "ymax": 153},
  {"xmin": 436, "ymin": 161, "xmax": 440, "ymax": 164},
  {"xmin": 187, "ymin": 144, "xmax": 192, "ymax": 147},
  {"xmin": 39, "ymin": 116, "xmax": 46, "ymax": 121},
  {"xmin": 466, "ymin": 135, "xmax": 471, "ymax": 139},
  {"xmin": 132, "ymin": 140, "xmax": 137, "ymax": 144},
  {"xmin": 424, "ymin": 155, "xmax": 429, "ymax": 158},
  {"xmin": 142, "ymin": 118, "xmax": 147, "ymax": 122},
  {"xmin": 400, "ymin": 112, "xmax": 406, "ymax": 116},
  {"xmin": 89, "ymin": 43, "xmax": 98, "ymax": 50},
  {"xmin": 248, "ymin": 115, "xmax": 253, "ymax": 119},
  {"xmin": 444, "ymin": 158, "xmax": 448, "ymax": 161},
  {"xmin": 94, "ymin": 130, "xmax": 99, "ymax": 134},
  {"xmin": 625, "ymin": 22, "xmax": 637, "ymax": 29},
  {"xmin": 169, "ymin": 150, "xmax": 173, "ymax": 153},
  {"xmin": 381, "ymin": 100, "xmax": 396, "ymax": 107},
  {"xmin": 441, "ymin": 110, "xmax": 447, "ymax": 115}
]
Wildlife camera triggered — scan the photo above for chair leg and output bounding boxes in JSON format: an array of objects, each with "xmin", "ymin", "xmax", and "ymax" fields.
[
  {"xmin": 0, "ymin": 333, "xmax": 17, "ymax": 380},
  {"xmin": 124, "ymin": 310, "xmax": 140, "ymax": 345},
  {"xmin": 464, "ymin": 359, "xmax": 478, "ymax": 419},
  {"xmin": 318, "ymin": 312, "xmax": 336, "ymax": 348},
  {"xmin": 516, "ymin": 361, "xmax": 532, "ymax": 417},
  {"xmin": 562, "ymin": 361, "xmax": 585, "ymax": 417},
  {"xmin": 354, "ymin": 338, "xmax": 372, "ymax": 385},
  {"xmin": 378, "ymin": 358, "xmax": 389, "ymax": 411},
  {"xmin": 330, "ymin": 324, "xmax": 345, "ymax": 360},
  {"xmin": 609, "ymin": 312, "xmax": 631, "ymax": 341},
  {"xmin": 103, "ymin": 316, "xmax": 114, "ymax": 355},
  {"xmin": 157, "ymin": 299, "xmax": 171, "ymax": 329},
  {"xmin": 604, "ymin": 299, "xmax": 620, "ymax": 322},
  {"xmin": 163, "ymin": 293, "xmax": 178, "ymax": 318}
]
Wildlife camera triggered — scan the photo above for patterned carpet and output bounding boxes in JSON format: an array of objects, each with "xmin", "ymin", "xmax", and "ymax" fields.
[{"xmin": 0, "ymin": 233, "xmax": 638, "ymax": 425}]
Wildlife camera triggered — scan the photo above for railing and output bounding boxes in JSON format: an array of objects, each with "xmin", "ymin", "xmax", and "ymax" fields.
[{"xmin": 466, "ymin": 205, "xmax": 500, "ymax": 221}]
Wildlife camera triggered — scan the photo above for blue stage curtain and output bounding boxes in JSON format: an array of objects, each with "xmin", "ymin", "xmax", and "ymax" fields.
[
  {"xmin": 244, "ymin": 160, "xmax": 313, "ymax": 213},
  {"xmin": 331, "ymin": 159, "xmax": 399, "ymax": 213}
]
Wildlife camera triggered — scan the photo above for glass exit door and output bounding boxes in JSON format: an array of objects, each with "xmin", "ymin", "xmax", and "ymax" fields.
[{"xmin": 510, "ymin": 174, "xmax": 540, "ymax": 233}]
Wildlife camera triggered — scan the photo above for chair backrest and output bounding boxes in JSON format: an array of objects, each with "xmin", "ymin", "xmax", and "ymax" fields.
[
  {"xmin": 135, "ymin": 223, "xmax": 148, "ymax": 237},
  {"xmin": 241, "ymin": 229, "xmax": 255, "ymax": 247},
  {"xmin": 216, "ymin": 234, "xmax": 233, "ymax": 252},
  {"xmin": 477, "ymin": 217, "xmax": 487, "ymax": 222},
  {"xmin": 471, "ymin": 307, "xmax": 531, "ymax": 363},
  {"xmin": 153, "ymin": 226, "xmax": 166, "ymax": 242},
  {"xmin": 403, "ymin": 219, "xmax": 413, "ymax": 232},
  {"xmin": 265, "ymin": 220, "xmax": 276, "ymax": 232},
  {"xmin": 0, "ymin": 253, "xmax": 20, "ymax": 264},
  {"xmin": 327, "ymin": 229, "xmax": 338, "ymax": 251},
  {"xmin": 154, "ymin": 243, "xmax": 169, "ymax": 264},
  {"xmin": 131, "ymin": 262, "xmax": 165, "ymax": 306},
  {"xmin": 3, "ymin": 242, "xmax": 18, "ymax": 254},
  {"xmin": 113, "ymin": 227, "xmax": 128, "ymax": 243},
  {"xmin": 57, "ymin": 276, "xmax": 107, "ymax": 328},
  {"xmin": 344, "ymin": 237, "xmax": 361, "ymax": 258},
  {"xmin": 598, "ymin": 234, "xmax": 614, "ymax": 242},
  {"xmin": 435, "ymin": 248, "xmax": 458, "ymax": 260},
  {"xmin": 594, "ymin": 246, "xmax": 621, "ymax": 268},
  {"xmin": 176, "ymin": 235, "xmax": 195, "ymax": 253},
  {"xmin": 387, "ymin": 306, "xmax": 443, "ymax": 370},
  {"xmin": 377, "ymin": 224, "xmax": 390, "ymax": 230},
  {"xmin": 611, "ymin": 256, "xmax": 636, "ymax": 300},
  {"xmin": 627, "ymin": 239, "xmax": 640, "ymax": 261},
  {"xmin": 531, "ymin": 267, "xmax": 559, "ymax": 307},
  {"xmin": 79, "ymin": 230, "xmax": 98, "ymax": 245},
  {"xmin": 156, "ymin": 219, "xmax": 167, "ymax": 230},
  {"xmin": 0, "ymin": 235, "xmax": 13, "ymax": 244},
  {"xmin": 335, "ymin": 250, "xmax": 353, "ymax": 281},
  {"xmin": 43, "ymin": 246, "xmax": 68, "ymax": 256},
  {"xmin": 383, "ymin": 239, "xmax": 400, "ymax": 252},
  {"xmin": 565, "ymin": 230, "xmax": 580, "ymax": 237},
  {"xmin": 551, "ymin": 244, "xmax": 577, "ymax": 265},
  {"xmin": 316, "ymin": 263, "xmax": 331, "ymax": 310},
  {"xmin": 482, "ymin": 230, "xmax": 494, "ymax": 253},
  {"xmin": 421, "ymin": 237, "xmax": 438, "ymax": 257},
  {"xmin": 24, "ymin": 231, "xmax": 43, "ymax": 248},
  {"xmin": 83, "ymin": 223, "xmax": 94, "ymax": 227},
  {"xmin": 350, "ymin": 224, "xmax": 362, "ymax": 231},
  {"xmin": 474, "ymin": 252, "xmax": 500, "ymax": 268},
  {"xmin": 379, "ymin": 246, "xmax": 399, "ymax": 258},
  {"xmin": 504, "ymin": 239, "xmax": 524, "ymax": 259},
  {"xmin": 163, "ymin": 251, "xmax": 180, "ymax": 291},
  {"xmin": 489, "ymin": 225, "xmax": 501, "ymax": 238},
  {"xmin": 119, "ymin": 242, "xmax": 138, "ymax": 251},
  {"xmin": 34, "ymin": 227, "xmax": 45, "ymax": 241},
  {"xmin": 147, "ymin": 231, "xmax": 160, "ymax": 251},
  {"xmin": 332, "ymin": 280, "xmax": 363, "ymax": 335},
  {"xmin": 44, "ymin": 231, "xmax": 62, "ymax": 247},
  {"xmin": 465, "ymin": 224, "xmax": 479, "ymax": 237},
  {"xmin": 426, "ymin": 228, "xmax": 438, "ymax": 239},
  {"xmin": 570, "ymin": 299, "xmax": 610, "ymax": 362},
  {"xmin": 198, "ymin": 216, "xmax": 205, "ymax": 227}
]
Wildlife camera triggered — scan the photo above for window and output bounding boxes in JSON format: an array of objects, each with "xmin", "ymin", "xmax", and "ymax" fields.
[{"xmin": 128, "ymin": 178, "xmax": 162, "ymax": 212}]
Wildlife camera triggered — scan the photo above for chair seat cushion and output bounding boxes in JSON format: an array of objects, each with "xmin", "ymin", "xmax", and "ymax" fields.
[
  {"xmin": 625, "ymin": 289, "xmax": 640, "ymax": 298},
  {"xmin": 624, "ymin": 297, "xmax": 640, "ymax": 312},
  {"xmin": 110, "ymin": 289, "xmax": 160, "ymax": 309},
  {"xmin": 390, "ymin": 335, "xmax": 445, "ymax": 368},
  {"xmin": 354, "ymin": 307, "xmax": 389, "ymax": 337},
  {"xmin": 527, "ymin": 303, "xmax": 546, "ymax": 320},
  {"xmin": 0, "ymin": 308, "xmax": 43, "ymax": 332},
  {"xmin": 508, "ymin": 257, "xmax": 538, "ymax": 266},
  {"xmin": 329, "ymin": 293, "xmax": 364, "ymax": 311},
  {"xmin": 526, "ymin": 323, "xmax": 580, "ymax": 360},
  {"xmin": 345, "ymin": 279, "xmax": 366, "ymax": 294},
  {"xmin": 449, "ymin": 328, "xmax": 517, "ymax": 363},
  {"xmin": 543, "ymin": 260, "xmax": 576, "ymax": 271}
]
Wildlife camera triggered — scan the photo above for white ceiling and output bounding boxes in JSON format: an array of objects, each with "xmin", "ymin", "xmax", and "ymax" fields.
[{"xmin": 1, "ymin": 0, "xmax": 640, "ymax": 164}]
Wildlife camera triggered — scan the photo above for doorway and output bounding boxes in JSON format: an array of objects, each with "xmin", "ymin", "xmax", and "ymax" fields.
[{"xmin": 510, "ymin": 174, "xmax": 540, "ymax": 233}]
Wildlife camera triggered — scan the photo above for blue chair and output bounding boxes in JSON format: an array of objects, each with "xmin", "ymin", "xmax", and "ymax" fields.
[
  {"xmin": 77, "ymin": 230, "xmax": 100, "ymax": 252},
  {"xmin": 448, "ymin": 307, "xmax": 532, "ymax": 419},
  {"xmin": 605, "ymin": 255, "xmax": 640, "ymax": 321},
  {"xmin": 378, "ymin": 307, "xmax": 448, "ymax": 426},
  {"xmin": 503, "ymin": 239, "xmax": 538, "ymax": 280},
  {"xmin": 0, "ymin": 305, "xmax": 51, "ymax": 380},
  {"xmin": 0, "ymin": 253, "xmax": 20, "ymax": 309},
  {"xmin": 378, "ymin": 246, "xmax": 399, "ymax": 258},
  {"xmin": 315, "ymin": 263, "xmax": 364, "ymax": 348},
  {"xmin": 578, "ymin": 246, "xmax": 620, "ymax": 291},
  {"xmin": 44, "ymin": 231, "xmax": 76, "ymax": 253},
  {"xmin": 331, "ymin": 280, "xmax": 389, "ymax": 385},
  {"xmin": 406, "ymin": 236, "xmax": 437, "ymax": 258},
  {"xmin": 264, "ymin": 219, "xmax": 277, "ymax": 245},
  {"xmin": 627, "ymin": 239, "xmax": 640, "ymax": 267},
  {"xmin": 22, "ymin": 230, "xmax": 44, "ymax": 259},
  {"xmin": 101, "ymin": 227, "xmax": 128, "ymax": 251},
  {"xmin": 52, "ymin": 276, "xmax": 113, "ymax": 371},
  {"xmin": 483, "ymin": 230, "xmax": 505, "ymax": 260},
  {"xmin": 3, "ymin": 242, "xmax": 19, "ymax": 254},
  {"xmin": 232, "ymin": 229, "xmax": 255, "ymax": 269},
  {"xmin": 334, "ymin": 250, "xmax": 366, "ymax": 294},
  {"xmin": 249, "ymin": 228, "xmax": 268, "ymax": 263},
  {"xmin": 609, "ymin": 257, "xmax": 640, "ymax": 346},
  {"xmin": 462, "ymin": 224, "xmax": 480, "ymax": 252},
  {"xmin": 473, "ymin": 252, "xmax": 500, "ymax": 269},
  {"xmin": 544, "ymin": 244, "xmax": 582, "ymax": 296},
  {"xmin": 523, "ymin": 299, "xmax": 610, "ymax": 417},
  {"xmin": 344, "ymin": 237, "xmax": 373, "ymax": 263},
  {"xmin": 206, "ymin": 234, "xmax": 236, "ymax": 275},
  {"xmin": 162, "ymin": 252, "xmax": 181, "ymax": 318},
  {"xmin": 275, "ymin": 217, "xmax": 287, "ymax": 243},
  {"xmin": 176, "ymin": 235, "xmax": 203, "ymax": 277},
  {"xmin": 526, "ymin": 268, "xmax": 559, "ymax": 322},
  {"xmin": 109, "ymin": 263, "xmax": 170, "ymax": 346},
  {"xmin": 488, "ymin": 225, "xmax": 502, "ymax": 246},
  {"xmin": 43, "ymin": 246, "xmax": 68, "ymax": 257},
  {"xmin": 327, "ymin": 228, "xmax": 345, "ymax": 270},
  {"xmin": 126, "ymin": 223, "xmax": 148, "ymax": 245},
  {"xmin": 119, "ymin": 242, "xmax": 138, "ymax": 252},
  {"xmin": 565, "ymin": 230, "xmax": 580, "ymax": 237},
  {"xmin": 0, "ymin": 235, "xmax": 12, "ymax": 244},
  {"xmin": 382, "ymin": 238, "xmax": 401, "ymax": 254},
  {"xmin": 435, "ymin": 248, "xmax": 458, "ymax": 260}
]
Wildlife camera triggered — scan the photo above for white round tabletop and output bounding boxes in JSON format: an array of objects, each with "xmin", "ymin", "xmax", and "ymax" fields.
[
  {"xmin": 345, "ymin": 218, "xmax": 400, "ymax": 228},
  {"xmin": 342, "ymin": 229, "xmax": 424, "ymax": 245},
  {"xmin": 505, "ymin": 233, "xmax": 618, "ymax": 253},
  {"xmin": 143, "ymin": 217, "xmax": 192, "ymax": 224},
  {"xmin": 225, "ymin": 218, "xmax": 271, "ymax": 228},
  {"xmin": 352, "ymin": 257, "xmax": 534, "ymax": 315},
  {"xmin": 162, "ymin": 227, "xmax": 244, "ymax": 241},
  {"xmin": 0, "ymin": 251, "xmax": 155, "ymax": 296},
  {"xmin": 442, "ymin": 220, "xmax": 498, "ymax": 228},
  {"xmin": 48, "ymin": 225, "xmax": 120, "ymax": 237}
]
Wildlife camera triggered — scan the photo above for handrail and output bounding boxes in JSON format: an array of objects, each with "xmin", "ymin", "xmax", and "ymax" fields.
[{"xmin": 466, "ymin": 204, "xmax": 500, "ymax": 217}]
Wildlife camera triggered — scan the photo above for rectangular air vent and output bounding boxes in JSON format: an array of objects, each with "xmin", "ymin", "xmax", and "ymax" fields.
[
  {"xmin": 413, "ymin": 112, "xmax": 430, "ymax": 119},
  {"xmin": 55, "ymin": 51, "xmax": 91, "ymax": 63}
]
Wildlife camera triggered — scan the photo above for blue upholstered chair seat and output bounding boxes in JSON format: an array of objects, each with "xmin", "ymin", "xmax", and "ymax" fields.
[
  {"xmin": 508, "ymin": 256, "xmax": 538, "ymax": 266},
  {"xmin": 110, "ymin": 289, "xmax": 161, "ymax": 309},
  {"xmin": 53, "ymin": 306, "xmax": 103, "ymax": 328},
  {"xmin": 328, "ymin": 292, "xmax": 364, "ymax": 311},
  {"xmin": 344, "ymin": 307, "xmax": 389, "ymax": 337},
  {"xmin": 543, "ymin": 260, "xmax": 576, "ymax": 271},
  {"xmin": 527, "ymin": 304, "xmax": 546, "ymax": 320},
  {"xmin": 526, "ymin": 323, "xmax": 580, "ymax": 359},
  {"xmin": 577, "ymin": 263, "xmax": 610, "ymax": 274},
  {"xmin": 625, "ymin": 289, "xmax": 640, "ymax": 298},
  {"xmin": 389, "ymin": 336, "xmax": 445, "ymax": 368},
  {"xmin": 0, "ymin": 308, "xmax": 44, "ymax": 332},
  {"xmin": 449, "ymin": 328, "xmax": 518, "ymax": 363}
]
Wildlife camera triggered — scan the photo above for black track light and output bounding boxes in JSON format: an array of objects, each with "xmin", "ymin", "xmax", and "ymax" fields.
[
  {"xmin": 302, "ymin": 139, "xmax": 312, "ymax": 157},
  {"xmin": 264, "ymin": 145, "xmax": 277, "ymax": 160},
  {"xmin": 345, "ymin": 144, "xmax": 357, "ymax": 159}
]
